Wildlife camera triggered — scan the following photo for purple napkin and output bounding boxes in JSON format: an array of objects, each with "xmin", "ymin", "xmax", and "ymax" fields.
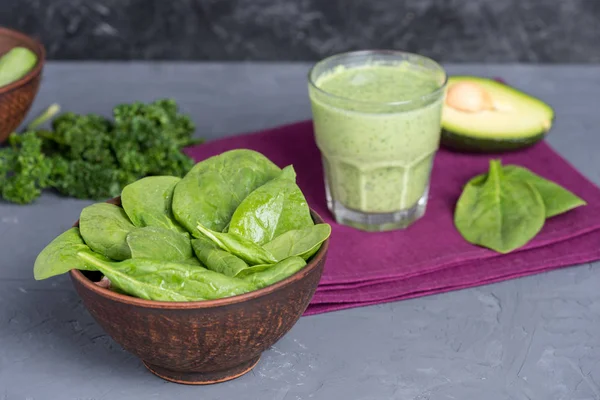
[{"xmin": 185, "ymin": 120, "xmax": 600, "ymax": 315}]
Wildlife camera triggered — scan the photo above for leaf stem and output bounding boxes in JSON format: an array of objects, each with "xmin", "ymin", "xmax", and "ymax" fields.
[
  {"xmin": 25, "ymin": 103, "xmax": 61, "ymax": 131},
  {"xmin": 488, "ymin": 159, "xmax": 503, "ymax": 177}
]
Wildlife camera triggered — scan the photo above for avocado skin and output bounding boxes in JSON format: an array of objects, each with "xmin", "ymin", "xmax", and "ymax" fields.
[{"xmin": 441, "ymin": 129, "xmax": 548, "ymax": 153}]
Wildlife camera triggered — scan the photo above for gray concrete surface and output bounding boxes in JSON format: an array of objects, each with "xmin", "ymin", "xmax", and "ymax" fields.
[{"xmin": 1, "ymin": 63, "xmax": 599, "ymax": 400}]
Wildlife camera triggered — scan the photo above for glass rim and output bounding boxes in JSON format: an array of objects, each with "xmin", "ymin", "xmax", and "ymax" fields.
[{"xmin": 307, "ymin": 50, "xmax": 448, "ymax": 107}]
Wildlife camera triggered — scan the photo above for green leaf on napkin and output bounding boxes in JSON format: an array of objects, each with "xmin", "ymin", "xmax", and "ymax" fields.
[
  {"xmin": 455, "ymin": 160, "xmax": 546, "ymax": 253},
  {"xmin": 455, "ymin": 160, "xmax": 587, "ymax": 253},
  {"xmin": 503, "ymin": 165, "xmax": 587, "ymax": 217}
]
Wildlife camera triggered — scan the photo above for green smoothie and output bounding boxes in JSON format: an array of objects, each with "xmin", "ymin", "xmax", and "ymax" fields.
[{"xmin": 309, "ymin": 61, "xmax": 445, "ymax": 217}]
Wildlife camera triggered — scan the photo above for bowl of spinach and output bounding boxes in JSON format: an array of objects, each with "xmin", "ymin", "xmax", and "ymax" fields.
[{"xmin": 33, "ymin": 149, "xmax": 330, "ymax": 385}]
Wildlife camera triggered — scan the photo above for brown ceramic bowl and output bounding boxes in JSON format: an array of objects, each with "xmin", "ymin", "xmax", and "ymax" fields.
[
  {"xmin": 69, "ymin": 197, "xmax": 328, "ymax": 385},
  {"xmin": 0, "ymin": 27, "xmax": 45, "ymax": 143}
]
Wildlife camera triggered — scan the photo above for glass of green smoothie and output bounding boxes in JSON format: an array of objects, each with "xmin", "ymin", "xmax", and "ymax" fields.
[{"xmin": 308, "ymin": 50, "xmax": 447, "ymax": 231}]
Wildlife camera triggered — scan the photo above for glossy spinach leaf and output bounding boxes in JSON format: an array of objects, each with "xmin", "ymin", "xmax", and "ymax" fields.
[
  {"xmin": 181, "ymin": 256, "xmax": 204, "ymax": 266},
  {"xmin": 78, "ymin": 251, "xmax": 256, "ymax": 301},
  {"xmin": 228, "ymin": 165, "xmax": 314, "ymax": 245},
  {"xmin": 127, "ymin": 227, "xmax": 192, "ymax": 261},
  {"xmin": 237, "ymin": 256, "xmax": 306, "ymax": 289},
  {"xmin": 34, "ymin": 228, "xmax": 104, "ymax": 280},
  {"xmin": 503, "ymin": 165, "xmax": 587, "ymax": 218},
  {"xmin": 455, "ymin": 160, "xmax": 546, "ymax": 253},
  {"xmin": 121, "ymin": 176, "xmax": 186, "ymax": 232},
  {"xmin": 263, "ymin": 224, "xmax": 331, "ymax": 261},
  {"xmin": 172, "ymin": 149, "xmax": 281, "ymax": 235},
  {"xmin": 196, "ymin": 222, "xmax": 277, "ymax": 265},
  {"xmin": 79, "ymin": 203, "xmax": 136, "ymax": 260},
  {"xmin": 191, "ymin": 236, "xmax": 249, "ymax": 277}
]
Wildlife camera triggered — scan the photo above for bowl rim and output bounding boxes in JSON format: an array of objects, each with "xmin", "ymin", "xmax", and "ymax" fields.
[
  {"xmin": 69, "ymin": 197, "xmax": 329, "ymax": 310},
  {"xmin": 0, "ymin": 26, "xmax": 46, "ymax": 94}
]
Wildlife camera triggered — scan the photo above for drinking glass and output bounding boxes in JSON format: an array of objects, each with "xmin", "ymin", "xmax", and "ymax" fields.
[{"xmin": 308, "ymin": 50, "xmax": 447, "ymax": 231}]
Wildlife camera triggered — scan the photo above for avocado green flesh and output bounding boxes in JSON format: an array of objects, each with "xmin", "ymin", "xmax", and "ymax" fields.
[{"xmin": 441, "ymin": 76, "xmax": 554, "ymax": 151}]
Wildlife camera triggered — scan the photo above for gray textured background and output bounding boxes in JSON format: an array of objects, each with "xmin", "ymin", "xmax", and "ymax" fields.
[{"xmin": 2, "ymin": 0, "xmax": 600, "ymax": 62}]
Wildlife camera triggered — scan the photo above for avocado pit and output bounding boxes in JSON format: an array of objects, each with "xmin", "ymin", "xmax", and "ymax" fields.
[{"xmin": 445, "ymin": 81, "xmax": 494, "ymax": 113}]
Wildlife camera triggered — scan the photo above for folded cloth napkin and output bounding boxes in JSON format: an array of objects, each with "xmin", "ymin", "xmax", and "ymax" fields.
[{"xmin": 185, "ymin": 120, "xmax": 600, "ymax": 315}]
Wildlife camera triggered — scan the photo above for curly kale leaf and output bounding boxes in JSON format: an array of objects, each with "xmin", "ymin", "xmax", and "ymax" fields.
[
  {"xmin": 44, "ymin": 113, "xmax": 116, "ymax": 166},
  {"xmin": 0, "ymin": 132, "xmax": 52, "ymax": 204},
  {"xmin": 0, "ymin": 99, "xmax": 199, "ymax": 204},
  {"xmin": 113, "ymin": 99, "xmax": 196, "ymax": 147},
  {"xmin": 49, "ymin": 157, "xmax": 137, "ymax": 200},
  {"xmin": 111, "ymin": 99, "xmax": 196, "ymax": 176}
]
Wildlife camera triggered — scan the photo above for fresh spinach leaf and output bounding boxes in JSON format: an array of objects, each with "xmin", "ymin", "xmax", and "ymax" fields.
[
  {"xmin": 222, "ymin": 222, "xmax": 230, "ymax": 233},
  {"xmin": 33, "ymin": 149, "xmax": 325, "ymax": 301},
  {"xmin": 181, "ymin": 256, "xmax": 204, "ymax": 266},
  {"xmin": 191, "ymin": 236, "xmax": 249, "ymax": 277},
  {"xmin": 196, "ymin": 223, "xmax": 278, "ymax": 265},
  {"xmin": 503, "ymin": 165, "xmax": 586, "ymax": 218},
  {"xmin": 78, "ymin": 251, "xmax": 256, "ymax": 301},
  {"xmin": 263, "ymin": 224, "xmax": 331, "ymax": 261},
  {"xmin": 121, "ymin": 176, "xmax": 186, "ymax": 232},
  {"xmin": 172, "ymin": 149, "xmax": 281, "ymax": 235},
  {"xmin": 454, "ymin": 160, "xmax": 546, "ymax": 253},
  {"xmin": 127, "ymin": 227, "xmax": 192, "ymax": 261},
  {"xmin": 237, "ymin": 256, "xmax": 306, "ymax": 289},
  {"xmin": 228, "ymin": 165, "xmax": 314, "ymax": 245},
  {"xmin": 79, "ymin": 203, "xmax": 136, "ymax": 260},
  {"xmin": 34, "ymin": 228, "xmax": 105, "ymax": 280}
]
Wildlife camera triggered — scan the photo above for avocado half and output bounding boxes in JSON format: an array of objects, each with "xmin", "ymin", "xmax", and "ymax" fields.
[{"xmin": 441, "ymin": 76, "xmax": 554, "ymax": 153}]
